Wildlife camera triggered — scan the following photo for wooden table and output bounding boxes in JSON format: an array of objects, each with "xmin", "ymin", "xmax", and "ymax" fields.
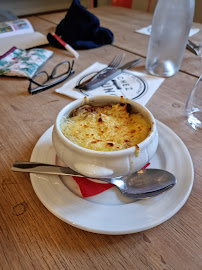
[{"xmin": 1, "ymin": 6, "xmax": 202, "ymax": 270}]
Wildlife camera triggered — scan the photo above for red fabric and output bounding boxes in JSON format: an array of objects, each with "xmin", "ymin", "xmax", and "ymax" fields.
[{"xmin": 72, "ymin": 163, "xmax": 150, "ymax": 197}]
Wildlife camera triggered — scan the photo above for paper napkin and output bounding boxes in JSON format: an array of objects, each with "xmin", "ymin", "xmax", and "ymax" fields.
[
  {"xmin": 136, "ymin": 25, "xmax": 200, "ymax": 37},
  {"xmin": 56, "ymin": 62, "xmax": 164, "ymax": 106}
]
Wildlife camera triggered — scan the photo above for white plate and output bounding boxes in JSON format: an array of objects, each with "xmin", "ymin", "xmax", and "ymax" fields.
[{"xmin": 30, "ymin": 121, "xmax": 194, "ymax": 235}]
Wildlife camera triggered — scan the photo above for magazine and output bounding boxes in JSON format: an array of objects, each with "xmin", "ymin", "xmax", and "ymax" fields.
[{"xmin": 0, "ymin": 19, "xmax": 48, "ymax": 55}]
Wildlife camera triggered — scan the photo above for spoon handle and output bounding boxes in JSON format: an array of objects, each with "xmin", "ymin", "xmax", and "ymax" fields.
[
  {"xmin": 11, "ymin": 161, "xmax": 113, "ymax": 185},
  {"xmin": 11, "ymin": 161, "xmax": 85, "ymax": 177}
]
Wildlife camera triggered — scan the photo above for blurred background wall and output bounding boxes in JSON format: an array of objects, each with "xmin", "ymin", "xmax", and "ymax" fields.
[
  {"xmin": 131, "ymin": 0, "xmax": 201, "ymax": 23},
  {"xmin": 0, "ymin": 0, "xmax": 201, "ymax": 23}
]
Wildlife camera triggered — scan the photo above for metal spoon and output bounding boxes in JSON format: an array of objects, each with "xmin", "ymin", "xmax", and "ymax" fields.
[{"xmin": 11, "ymin": 161, "xmax": 177, "ymax": 199}]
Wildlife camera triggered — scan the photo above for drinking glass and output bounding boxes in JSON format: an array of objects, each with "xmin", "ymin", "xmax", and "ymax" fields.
[{"xmin": 186, "ymin": 74, "xmax": 202, "ymax": 130}]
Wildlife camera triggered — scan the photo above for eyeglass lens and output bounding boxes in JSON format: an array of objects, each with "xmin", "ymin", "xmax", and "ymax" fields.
[
  {"xmin": 32, "ymin": 71, "xmax": 49, "ymax": 86},
  {"xmin": 52, "ymin": 62, "xmax": 71, "ymax": 78}
]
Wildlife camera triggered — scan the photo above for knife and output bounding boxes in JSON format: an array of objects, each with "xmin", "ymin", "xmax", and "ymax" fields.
[{"xmin": 76, "ymin": 58, "xmax": 142, "ymax": 91}]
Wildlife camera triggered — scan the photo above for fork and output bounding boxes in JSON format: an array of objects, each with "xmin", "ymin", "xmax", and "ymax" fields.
[
  {"xmin": 75, "ymin": 53, "xmax": 125, "ymax": 89},
  {"xmin": 107, "ymin": 53, "xmax": 125, "ymax": 68},
  {"xmin": 187, "ymin": 40, "xmax": 201, "ymax": 56}
]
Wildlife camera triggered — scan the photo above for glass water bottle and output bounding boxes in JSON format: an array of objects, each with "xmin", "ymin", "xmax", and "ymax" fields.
[{"xmin": 146, "ymin": 0, "xmax": 195, "ymax": 77}]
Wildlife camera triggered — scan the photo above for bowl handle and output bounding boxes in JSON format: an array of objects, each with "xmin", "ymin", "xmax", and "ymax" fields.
[{"xmin": 74, "ymin": 163, "xmax": 114, "ymax": 178}]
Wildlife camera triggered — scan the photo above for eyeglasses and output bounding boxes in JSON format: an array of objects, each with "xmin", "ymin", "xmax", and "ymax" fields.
[{"xmin": 28, "ymin": 60, "xmax": 75, "ymax": 95}]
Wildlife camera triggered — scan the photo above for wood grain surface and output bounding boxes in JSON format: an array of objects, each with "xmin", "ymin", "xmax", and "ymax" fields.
[{"xmin": 1, "ymin": 6, "xmax": 202, "ymax": 270}]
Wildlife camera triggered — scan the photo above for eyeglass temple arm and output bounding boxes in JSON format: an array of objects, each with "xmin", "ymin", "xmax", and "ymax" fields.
[{"xmin": 30, "ymin": 69, "xmax": 75, "ymax": 95}]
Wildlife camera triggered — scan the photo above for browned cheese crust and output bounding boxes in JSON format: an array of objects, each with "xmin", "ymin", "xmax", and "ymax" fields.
[{"xmin": 60, "ymin": 103, "xmax": 151, "ymax": 151}]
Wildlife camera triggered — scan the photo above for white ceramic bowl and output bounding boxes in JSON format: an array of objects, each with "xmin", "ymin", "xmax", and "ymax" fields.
[{"xmin": 52, "ymin": 96, "xmax": 158, "ymax": 178}]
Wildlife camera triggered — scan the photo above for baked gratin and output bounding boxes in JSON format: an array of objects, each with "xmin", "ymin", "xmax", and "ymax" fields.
[{"xmin": 60, "ymin": 103, "xmax": 151, "ymax": 151}]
